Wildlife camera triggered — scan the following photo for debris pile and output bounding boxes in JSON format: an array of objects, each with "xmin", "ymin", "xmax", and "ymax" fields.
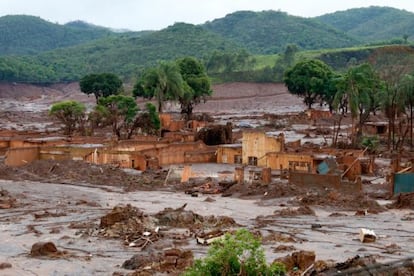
[
  {"xmin": 295, "ymin": 191, "xmax": 386, "ymax": 212},
  {"xmin": 274, "ymin": 205, "xmax": 316, "ymax": 217},
  {"xmin": 154, "ymin": 203, "xmax": 237, "ymax": 230},
  {"xmin": 30, "ymin": 242, "xmax": 66, "ymax": 258},
  {"xmin": 0, "ymin": 189, "xmax": 17, "ymax": 209},
  {"xmin": 100, "ymin": 204, "xmax": 156, "ymax": 245},
  {"xmin": 122, "ymin": 248, "xmax": 193, "ymax": 275},
  {"xmin": 0, "ymin": 160, "xmax": 166, "ymax": 191},
  {"xmin": 387, "ymin": 192, "xmax": 414, "ymax": 209},
  {"xmin": 273, "ymin": 250, "xmax": 316, "ymax": 272}
]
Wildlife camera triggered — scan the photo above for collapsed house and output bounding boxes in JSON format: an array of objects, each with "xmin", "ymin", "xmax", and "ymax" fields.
[{"xmin": 216, "ymin": 130, "xmax": 364, "ymax": 194}]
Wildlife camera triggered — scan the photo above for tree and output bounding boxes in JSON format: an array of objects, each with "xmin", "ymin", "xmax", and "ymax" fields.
[
  {"xmin": 368, "ymin": 45, "xmax": 414, "ymax": 150},
  {"xmin": 97, "ymin": 95, "xmax": 139, "ymax": 139},
  {"xmin": 79, "ymin": 73, "xmax": 123, "ymax": 102},
  {"xmin": 49, "ymin": 100, "xmax": 86, "ymax": 135},
  {"xmin": 133, "ymin": 62, "xmax": 184, "ymax": 113},
  {"xmin": 96, "ymin": 96, "xmax": 160, "ymax": 139},
  {"xmin": 184, "ymin": 228, "xmax": 285, "ymax": 276},
  {"xmin": 334, "ymin": 63, "xmax": 383, "ymax": 144},
  {"xmin": 399, "ymin": 74, "xmax": 414, "ymax": 148},
  {"xmin": 284, "ymin": 59, "xmax": 333, "ymax": 109},
  {"xmin": 177, "ymin": 57, "xmax": 212, "ymax": 119}
]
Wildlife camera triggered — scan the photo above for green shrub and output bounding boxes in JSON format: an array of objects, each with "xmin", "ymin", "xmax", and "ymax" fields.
[
  {"xmin": 361, "ymin": 135, "xmax": 379, "ymax": 153},
  {"xmin": 183, "ymin": 228, "xmax": 285, "ymax": 276}
]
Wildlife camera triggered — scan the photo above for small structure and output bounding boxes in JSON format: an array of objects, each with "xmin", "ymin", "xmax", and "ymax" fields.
[
  {"xmin": 216, "ymin": 144, "xmax": 242, "ymax": 164},
  {"xmin": 242, "ymin": 131, "xmax": 284, "ymax": 166}
]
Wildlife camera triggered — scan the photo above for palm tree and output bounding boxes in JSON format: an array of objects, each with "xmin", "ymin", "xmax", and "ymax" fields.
[
  {"xmin": 134, "ymin": 62, "xmax": 184, "ymax": 113},
  {"xmin": 398, "ymin": 74, "xmax": 414, "ymax": 148},
  {"xmin": 334, "ymin": 63, "xmax": 382, "ymax": 145},
  {"xmin": 152, "ymin": 62, "xmax": 184, "ymax": 113}
]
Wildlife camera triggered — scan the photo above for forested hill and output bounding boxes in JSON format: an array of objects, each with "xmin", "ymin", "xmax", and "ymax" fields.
[
  {"xmin": 0, "ymin": 15, "xmax": 114, "ymax": 55},
  {"xmin": 316, "ymin": 6, "xmax": 414, "ymax": 43},
  {"xmin": 203, "ymin": 10, "xmax": 359, "ymax": 54},
  {"xmin": 0, "ymin": 23, "xmax": 242, "ymax": 82},
  {"xmin": 1, "ymin": 7, "xmax": 414, "ymax": 83}
]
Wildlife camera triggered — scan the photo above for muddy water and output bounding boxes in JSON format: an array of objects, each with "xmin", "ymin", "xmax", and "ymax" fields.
[{"xmin": 0, "ymin": 180, "xmax": 413, "ymax": 275}]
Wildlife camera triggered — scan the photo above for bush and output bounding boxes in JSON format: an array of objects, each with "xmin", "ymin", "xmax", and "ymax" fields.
[
  {"xmin": 361, "ymin": 135, "xmax": 379, "ymax": 154},
  {"xmin": 183, "ymin": 228, "xmax": 285, "ymax": 276}
]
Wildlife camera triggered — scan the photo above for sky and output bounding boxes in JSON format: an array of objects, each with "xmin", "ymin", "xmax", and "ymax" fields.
[{"xmin": 1, "ymin": 0, "xmax": 414, "ymax": 31}]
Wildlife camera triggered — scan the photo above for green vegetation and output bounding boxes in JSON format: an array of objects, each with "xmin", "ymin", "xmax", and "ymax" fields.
[
  {"xmin": 1, "ymin": 7, "xmax": 414, "ymax": 84},
  {"xmin": 79, "ymin": 73, "xmax": 123, "ymax": 102},
  {"xmin": 49, "ymin": 101, "xmax": 86, "ymax": 135},
  {"xmin": 97, "ymin": 95, "xmax": 140, "ymax": 139},
  {"xmin": 50, "ymin": 95, "xmax": 160, "ymax": 139},
  {"xmin": 133, "ymin": 61, "xmax": 184, "ymax": 113},
  {"xmin": 284, "ymin": 59, "xmax": 334, "ymax": 109},
  {"xmin": 317, "ymin": 6, "xmax": 414, "ymax": 43},
  {"xmin": 133, "ymin": 57, "xmax": 212, "ymax": 117},
  {"xmin": 204, "ymin": 10, "xmax": 358, "ymax": 54},
  {"xmin": 0, "ymin": 15, "xmax": 113, "ymax": 55},
  {"xmin": 177, "ymin": 57, "xmax": 212, "ymax": 118},
  {"xmin": 184, "ymin": 228, "xmax": 285, "ymax": 276},
  {"xmin": 333, "ymin": 63, "xmax": 383, "ymax": 143}
]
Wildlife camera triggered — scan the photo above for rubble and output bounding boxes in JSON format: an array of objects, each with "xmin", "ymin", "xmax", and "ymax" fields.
[
  {"xmin": 0, "ymin": 262, "xmax": 12, "ymax": 269},
  {"xmin": 387, "ymin": 192, "xmax": 414, "ymax": 209},
  {"xmin": 274, "ymin": 205, "xmax": 316, "ymax": 217},
  {"xmin": 0, "ymin": 188, "xmax": 17, "ymax": 209},
  {"xmin": 30, "ymin": 242, "xmax": 65, "ymax": 258},
  {"xmin": 273, "ymin": 250, "xmax": 316, "ymax": 272},
  {"xmin": 122, "ymin": 248, "xmax": 193, "ymax": 274}
]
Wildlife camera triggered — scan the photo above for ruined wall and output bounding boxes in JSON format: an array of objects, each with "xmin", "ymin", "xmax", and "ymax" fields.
[
  {"xmin": 39, "ymin": 146, "xmax": 95, "ymax": 162},
  {"xmin": 289, "ymin": 172, "xmax": 362, "ymax": 194},
  {"xmin": 339, "ymin": 155, "xmax": 361, "ymax": 181},
  {"xmin": 112, "ymin": 140, "xmax": 168, "ymax": 152},
  {"xmin": 184, "ymin": 150, "xmax": 217, "ymax": 163},
  {"xmin": 163, "ymin": 132, "xmax": 195, "ymax": 142},
  {"xmin": 242, "ymin": 131, "xmax": 284, "ymax": 166},
  {"xmin": 196, "ymin": 123, "xmax": 233, "ymax": 145},
  {"xmin": 216, "ymin": 145, "xmax": 242, "ymax": 164},
  {"xmin": 159, "ymin": 113, "xmax": 185, "ymax": 132},
  {"xmin": 93, "ymin": 152, "xmax": 142, "ymax": 168},
  {"xmin": 266, "ymin": 152, "xmax": 314, "ymax": 172},
  {"xmin": 5, "ymin": 147, "xmax": 40, "ymax": 166}
]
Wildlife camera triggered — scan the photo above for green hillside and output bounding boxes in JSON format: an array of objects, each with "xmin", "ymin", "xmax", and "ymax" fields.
[
  {"xmin": 1, "ymin": 7, "xmax": 414, "ymax": 83},
  {"xmin": 203, "ymin": 10, "xmax": 360, "ymax": 54},
  {"xmin": 0, "ymin": 15, "xmax": 113, "ymax": 55},
  {"xmin": 0, "ymin": 23, "xmax": 242, "ymax": 82},
  {"xmin": 316, "ymin": 6, "xmax": 414, "ymax": 43}
]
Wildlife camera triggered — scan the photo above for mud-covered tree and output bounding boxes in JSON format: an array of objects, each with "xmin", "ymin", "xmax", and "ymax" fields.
[
  {"xmin": 49, "ymin": 100, "xmax": 86, "ymax": 135},
  {"xmin": 334, "ymin": 63, "xmax": 383, "ymax": 144},
  {"xmin": 177, "ymin": 57, "xmax": 212, "ymax": 119},
  {"xmin": 80, "ymin": 73, "xmax": 123, "ymax": 102},
  {"xmin": 399, "ymin": 74, "xmax": 414, "ymax": 148},
  {"xmin": 133, "ymin": 62, "xmax": 184, "ymax": 113},
  {"xmin": 97, "ymin": 95, "xmax": 139, "ymax": 139},
  {"xmin": 134, "ymin": 103, "xmax": 161, "ymax": 135},
  {"xmin": 284, "ymin": 59, "xmax": 333, "ymax": 109},
  {"xmin": 96, "ymin": 96, "xmax": 160, "ymax": 139}
]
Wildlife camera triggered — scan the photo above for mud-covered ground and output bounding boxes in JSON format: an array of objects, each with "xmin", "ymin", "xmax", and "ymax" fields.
[{"xmin": 1, "ymin": 82, "xmax": 414, "ymax": 275}]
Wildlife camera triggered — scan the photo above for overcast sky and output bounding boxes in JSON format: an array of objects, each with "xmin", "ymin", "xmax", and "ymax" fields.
[{"xmin": 1, "ymin": 0, "xmax": 414, "ymax": 31}]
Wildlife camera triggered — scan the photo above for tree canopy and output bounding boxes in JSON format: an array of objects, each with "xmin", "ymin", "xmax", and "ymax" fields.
[
  {"xmin": 49, "ymin": 100, "xmax": 86, "ymax": 135},
  {"xmin": 79, "ymin": 73, "xmax": 123, "ymax": 102},
  {"xmin": 133, "ymin": 61, "xmax": 184, "ymax": 113},
  {"xmin": 177, "ymin": 57, "xmax": 212, "ymax": 118},
  {"xmin": 97, "ymin": 95, "xmax": 139, "ymax": 139},
  {"xmin": 284, "ymin": 59, "xmax": 334, "ymax": 109}
]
